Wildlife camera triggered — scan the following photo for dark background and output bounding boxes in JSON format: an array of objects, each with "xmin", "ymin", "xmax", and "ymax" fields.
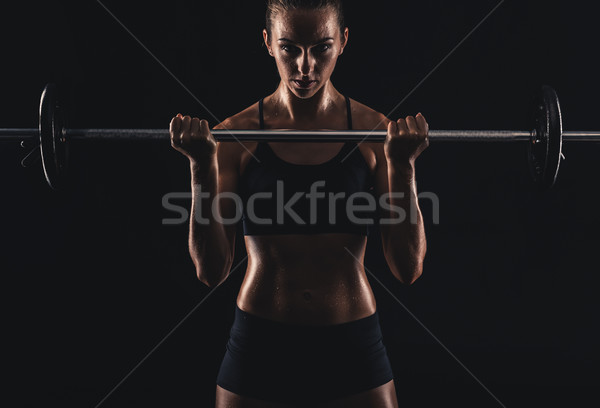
[{"xmin": 2, "ymin": 0, "xmax": 599, "ymax": 407}]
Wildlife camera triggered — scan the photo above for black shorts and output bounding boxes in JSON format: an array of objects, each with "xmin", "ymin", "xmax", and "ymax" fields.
[{"xmin": 216, "ymin": 305, "xmax": 395, "ymax": 404}]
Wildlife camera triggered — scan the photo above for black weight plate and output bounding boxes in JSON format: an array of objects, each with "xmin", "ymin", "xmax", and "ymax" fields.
[
  {"xmin": 39, "ymin": 83, "xmax": 68, "ymax": 190},
  {"xmin": 528, "ymin": 85, "xmax": 563, "ymax": 190}
]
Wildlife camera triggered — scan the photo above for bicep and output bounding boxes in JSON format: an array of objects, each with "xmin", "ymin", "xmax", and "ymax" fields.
[
  {"xmin": 370, "ymin": 119, "xmax": 392, "ymax": 245},
  {"xmin": 373, "ymin": 143, "xmax": 392, "ymax": 243},
  {"xmin": 215, "ymin": 139, "xmax": 240, "ymax": 259},
  {"xmin": 369, "ymin": 115, "xmax": 392, "ymax": 218}
]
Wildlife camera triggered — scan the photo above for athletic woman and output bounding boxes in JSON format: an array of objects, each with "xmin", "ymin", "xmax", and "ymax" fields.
[{"xmin": 170, "ymin": 1, "xmax": 428, "ymax": 406}]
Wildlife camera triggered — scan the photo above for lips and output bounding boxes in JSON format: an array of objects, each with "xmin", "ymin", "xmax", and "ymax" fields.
[{"xmin": 293, "ymin": 79, "xmax": 317, "ymax": 89}]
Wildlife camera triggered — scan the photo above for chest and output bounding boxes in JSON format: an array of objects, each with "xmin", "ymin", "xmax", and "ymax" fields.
[
  {"xmin": 238, "ymin": 142, "xmax": 376, "ymax": 218},
  {"xmin": 268, "ymin": 142, "xmax": 347, "ymax": 165}
]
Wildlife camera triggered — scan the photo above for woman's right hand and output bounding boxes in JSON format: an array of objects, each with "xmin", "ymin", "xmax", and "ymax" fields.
[{"xmin": 170, "ymin": 114, "xmax": 217, "ymax": 165}]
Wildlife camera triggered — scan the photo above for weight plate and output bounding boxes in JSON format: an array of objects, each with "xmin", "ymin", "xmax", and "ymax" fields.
[
  {"xmin": 528, "ymin": 85, "xmax": 563, "ymax": 190},
  {"xmin": 39, "ymin": 83, "xmax": 68, "ymax": 190}
]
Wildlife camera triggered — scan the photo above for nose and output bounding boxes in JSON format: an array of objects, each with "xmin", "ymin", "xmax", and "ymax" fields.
[{"xmin": 298, "ymin": 50, "xmax": 313, "ymax": 77}]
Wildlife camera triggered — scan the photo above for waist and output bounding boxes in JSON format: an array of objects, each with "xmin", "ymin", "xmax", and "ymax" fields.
[
  {"xmin": 244, "ymin": 233, "xmax": 367, "ymax": 271},
  {"xmin": 239, "ymin": 234, "xmax": 374, "ymax": 324},
  {"xmin": 235, "ymin": 298, "xmax": 378, "ymax": 327},
  {"xmin": 231, "ymin": 303, "xmax": 382, "ymax": 336}
]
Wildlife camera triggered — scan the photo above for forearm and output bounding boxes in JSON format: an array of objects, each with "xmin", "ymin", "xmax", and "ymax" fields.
[
  {"xmin": 189, "ymin": 160, "xmax": 232, "ymax": 287},
  {"xmin": 383, "ymin": 162, "xmax": 427, "ymax": 284}
]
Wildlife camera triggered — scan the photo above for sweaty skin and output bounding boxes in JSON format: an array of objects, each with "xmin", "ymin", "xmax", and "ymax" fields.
[
  {"xmin": 215, "ymin": 8, "xmax": 389, "ymax": 325},
  {"xmin": 171, "ymin": 5, "xmax": 428, "ymax": 408},
  {"xmin": 219, "ymin": 97, "xmax": 384, "ymax": 326}
]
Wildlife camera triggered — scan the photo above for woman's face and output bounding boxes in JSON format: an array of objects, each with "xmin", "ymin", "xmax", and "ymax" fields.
[{"xmin": 264, "ymin": 7, "xmax": 348, "ymax": 99}]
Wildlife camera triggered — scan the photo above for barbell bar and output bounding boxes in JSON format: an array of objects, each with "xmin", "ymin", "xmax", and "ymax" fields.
[
  {"xmin": 0, "ymin": 128, "xmax": 532, "ymax": 141},
  {"xmin": 2, "ymin": 128, "xmax": 600, "ymax": 142},
  {"xmin": 1, "ymin": 83, "xmax": 599, "ymax": 190}
]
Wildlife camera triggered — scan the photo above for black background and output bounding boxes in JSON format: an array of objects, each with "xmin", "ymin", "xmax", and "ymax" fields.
[{"xmin": 2, "ymin": 0, "xmax": 599, "ymax": 407}]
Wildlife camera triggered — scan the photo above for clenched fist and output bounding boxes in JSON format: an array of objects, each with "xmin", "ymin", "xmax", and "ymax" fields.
[
  {"xmin": 170, "ymin": 114, "xmax": 217, "ymax": 164},
  {"xmin": 385, "ymin": 113, "xmax": 429, "ymax": 166}
]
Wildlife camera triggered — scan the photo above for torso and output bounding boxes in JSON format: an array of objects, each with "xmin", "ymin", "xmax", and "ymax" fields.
[{"xmin": 219, "ymin": 93, "xmax": 389, "ymax": 326}]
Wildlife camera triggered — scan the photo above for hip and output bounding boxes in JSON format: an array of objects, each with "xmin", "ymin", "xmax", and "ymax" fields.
[
  {"xmin": 237, "ymin": 271, "xmax": 377, "ymax": 325},
  {"xmin": 216, "ymin": 304, "xmax": 395, "ymax": 404}
]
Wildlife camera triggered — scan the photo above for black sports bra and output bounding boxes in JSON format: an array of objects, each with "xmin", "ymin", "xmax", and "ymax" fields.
[{"xmin": 239, "ymin": 96, "xmax": 377, "ymax": 236}]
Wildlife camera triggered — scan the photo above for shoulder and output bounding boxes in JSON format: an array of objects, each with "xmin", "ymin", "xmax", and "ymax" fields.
[
  {"xmin": 213, "ymin": 101, "xmax": 261, "ymax": 131},
  {"xmin": 347, "ymin": 97, "xmax": 391, "ymax": 169},
  {"xmin": 348, "ymin": 98, "xmax": 390, "ymax": 131},
  {"xmin": 213, "ymin": 101, "xmax": 261, "ymax": 172}
]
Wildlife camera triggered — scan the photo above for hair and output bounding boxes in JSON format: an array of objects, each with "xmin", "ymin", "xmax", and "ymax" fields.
[{"xmin": 265, "ymin": 0, "xmax": 346, "ymax": 40}]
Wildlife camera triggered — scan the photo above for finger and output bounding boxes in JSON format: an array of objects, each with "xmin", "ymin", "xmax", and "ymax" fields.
[
  {"xmin": 199, "ymin": 119, "xmax": 210, "ymax": 135},
  {"xmin": 199, "ymin": 119, "xmax": 216, "ymax": 143},
  {"xmin": 416, "ymin": 113, "xmax": 429, "ymax": 134},
  {"xmin": 190, "ymin": 117, "xmax": 201, "ymax": 138},
  {"xmin": 181, "ymin": 115, "xmax": 192, "ymax": 134},
  {"xmin": 387, "ymin": 120, "xmax": 398, "ymax": 137},
  {"xmin": 405, "ymin": 116, "xmax": 419, "ymax": 136},
  {"xmin": 396, "ymin": 118, "xmax": 409, "ymax": 135},
  {"xmin": 170, "ymin": 116, "xmax": 181, "ymax": 136}
]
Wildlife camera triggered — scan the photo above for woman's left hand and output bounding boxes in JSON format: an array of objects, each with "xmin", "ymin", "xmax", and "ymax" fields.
[{"xmin": 384, "ymin": 113, "xmax": 429, "ymax": 166}]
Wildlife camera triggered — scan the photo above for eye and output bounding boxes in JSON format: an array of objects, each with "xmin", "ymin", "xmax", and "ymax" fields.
[
  {"xmin": 280, "ymin": 44, "xmax": 299, "ymax": 53},
  {"xmin": 313, "ymin": 44, "xmax": 331, "ymax": 53}
]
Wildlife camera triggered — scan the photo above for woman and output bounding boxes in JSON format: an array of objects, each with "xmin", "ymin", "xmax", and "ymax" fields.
[{"xmin": 170, "ymin": 1, "xmax": 428, "ymax": 407}]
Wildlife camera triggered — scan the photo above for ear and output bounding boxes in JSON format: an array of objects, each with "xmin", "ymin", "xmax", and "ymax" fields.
[
  {"xmin": 263, "ymin": 29, "xmax": 274, "ymax": 56},
  {"xmin": 339, "ymin": 27, "xmax": 349, "ymax": 55}
]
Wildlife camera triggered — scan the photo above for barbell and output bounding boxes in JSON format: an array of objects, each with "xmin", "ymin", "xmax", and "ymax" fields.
[{"xmin": 1, "ymin": 83, "xmax": 599, "ymax": 190}]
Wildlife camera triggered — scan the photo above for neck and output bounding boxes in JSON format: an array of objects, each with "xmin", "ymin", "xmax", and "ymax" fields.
[{"xmin": 272, "ymin": 80, "xmax": 341, "ymax": 122}]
